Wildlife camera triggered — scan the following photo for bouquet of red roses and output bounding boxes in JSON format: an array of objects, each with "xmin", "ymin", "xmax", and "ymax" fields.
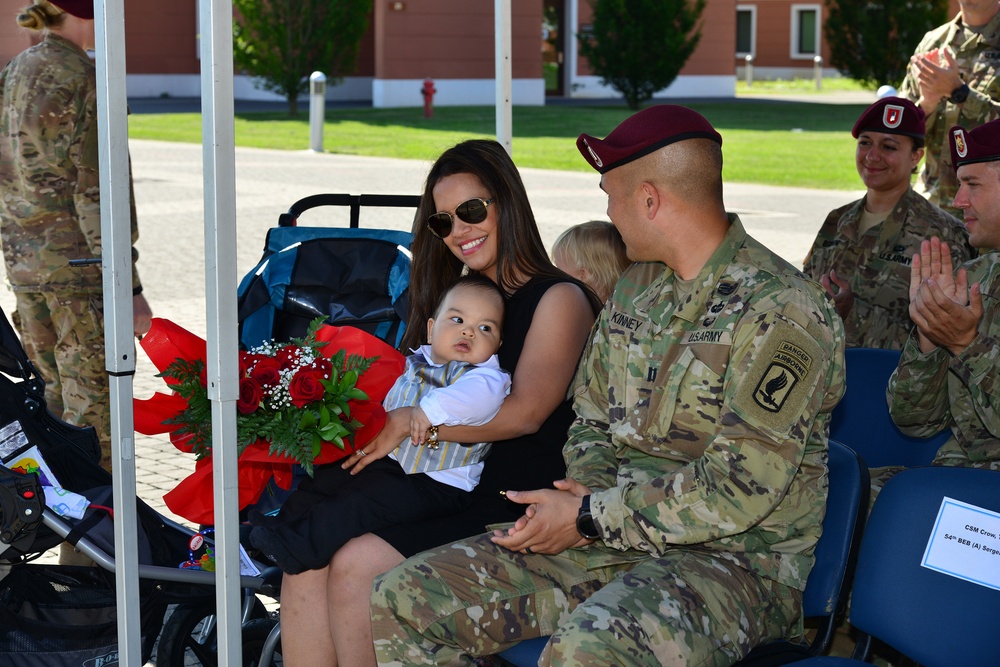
[
  {"xmin": 161, "ymin": 318, "xmax": 373, "ymax": 475},
  {"xmin": 134, "ymin": 318, "xmax": 406, "ymax": 524}
]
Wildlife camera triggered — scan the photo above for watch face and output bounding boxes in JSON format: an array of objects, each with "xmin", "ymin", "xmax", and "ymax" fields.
[
  {"xmin": 576, "ymin": 495, "xmax": 600, "ymax": 539},
  {"xmin": 952, "ymin": 85, "xmax": 970, "ymax": 103},
  {"xmin": 576, "ymin": 513, "xmax": 599, "ymax": 540}
]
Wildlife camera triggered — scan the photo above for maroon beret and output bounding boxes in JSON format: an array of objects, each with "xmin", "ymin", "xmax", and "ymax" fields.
[
  {"xmin": 852, "ymin": 97, "xmax": 924, "ymax": 139},
  {"xmin": 50, "ymin": 0, "xmax": 94, "ymax": 19},
  {"xmin": 577, "ymin": 105, "xmax": 722, "ymax": 174},
  {"xmin": 950, "ymin": 120, "xmax": 1000, "ymax": 170}
]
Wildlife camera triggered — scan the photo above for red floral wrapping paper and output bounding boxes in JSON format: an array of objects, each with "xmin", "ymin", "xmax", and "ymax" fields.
[{"xmin": 134, "ymin": 318, "xmax": 405, "ymax": 524}]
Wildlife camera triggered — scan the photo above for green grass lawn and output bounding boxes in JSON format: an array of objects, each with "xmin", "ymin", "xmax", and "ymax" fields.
[{"xmin": 127, "ymin": 101, "xmax": 873, "ymax": 190}]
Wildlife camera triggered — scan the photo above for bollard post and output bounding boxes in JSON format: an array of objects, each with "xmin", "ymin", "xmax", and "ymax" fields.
[
  {"xmin": 745, "ymin": 54, "xmax": 754, "ymax": 88},
  {"xmin": 813, "ymin": 55, "xmax": 823, "ymax": 91},
  {"xmin": 309, "ymin": 71, "xmax": 326, "ymax": 153}
]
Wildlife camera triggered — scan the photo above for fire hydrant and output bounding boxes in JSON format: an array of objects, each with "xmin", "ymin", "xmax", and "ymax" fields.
[{"xmin": 421, "ymin": 78, "xmax": 436, "ymax": 118}]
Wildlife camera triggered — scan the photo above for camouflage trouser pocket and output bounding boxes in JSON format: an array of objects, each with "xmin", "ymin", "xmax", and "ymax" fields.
[{"xmin": 11, "ymin": 292, "xmax": 110, "ymax": 467}]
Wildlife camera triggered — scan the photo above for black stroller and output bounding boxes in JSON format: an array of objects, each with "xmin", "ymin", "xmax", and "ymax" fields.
[{"xmin": 0, "ymin": 299, "xmax": 279, "ymax": 667}]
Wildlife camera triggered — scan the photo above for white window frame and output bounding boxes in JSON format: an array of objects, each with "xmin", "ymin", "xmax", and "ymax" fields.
[
  {"xmin": 736, "ymin": 5, "xmax": 757, "ymax": 59},
  {"xmin": 790, "ymin": 4, "xmax": 821, "ymax": 60}
]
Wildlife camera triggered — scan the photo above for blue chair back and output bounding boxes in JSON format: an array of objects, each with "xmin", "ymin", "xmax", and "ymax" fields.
[
  {"xmin": 845, "ymin": 467, "xmax": 1000, "ymax": 666},
  {"xmin": 499, "ymin": 441, "xmax": 869, "ymax": 667},
  {"xmin": 829, "ymin": 347, "xmax": 948, "ymax": 468},
  {"xmin": 732, "ymin": 440, "xmax": 869, "ymax": 666}
]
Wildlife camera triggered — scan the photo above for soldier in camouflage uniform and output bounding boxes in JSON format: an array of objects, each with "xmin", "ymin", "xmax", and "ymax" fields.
[
  {"xmin": 900, "ymin": 0, "xmax": 1000, "ymax": 215},
  {"xmin": 881, "ymin": 119, "xmax": 1000, "ymax": 490},
  {"xmin": 804, "ymin": 97, "xmax": 973, "ymax": 350},
  {"xmin": 370, "ymin": 106, "xmax": 846, "ymax": 666},
  {"xmin": 0, "ymin": 0, "xmax": 152, "ymax": 472}
]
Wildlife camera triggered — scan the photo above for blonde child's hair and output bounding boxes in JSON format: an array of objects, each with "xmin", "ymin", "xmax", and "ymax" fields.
[{"xmin": 552, "ymin": 220, "xmax": 630, "ymax": 302}]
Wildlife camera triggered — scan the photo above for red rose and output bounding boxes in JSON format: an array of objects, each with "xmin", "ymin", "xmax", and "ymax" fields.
[
  {"xmin": 288, "ymin": 369, "xmax": 326, "ymax": 408},
  {"xmin": 311, "ymin": 357, "xmax": 333, "ymax": 379},
  {"xmin": 237, "ymin": 377, "xmax": 263, "ymax": 414},
  {"xmin": 275, "ymin": 346, "xmax": 298, "ymax": 370},
  {"xmin": 251, "ymin": 357, "xmax": 282, "ymax": 387}
]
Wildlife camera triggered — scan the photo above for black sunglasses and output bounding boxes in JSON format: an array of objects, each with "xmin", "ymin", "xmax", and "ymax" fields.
[{"xmin": 426, "ymin": 198, "xmax": 493, "ymax": 239}]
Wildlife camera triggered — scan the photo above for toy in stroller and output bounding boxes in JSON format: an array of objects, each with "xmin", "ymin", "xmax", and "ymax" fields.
[
  {"xmin": 0, "ymin": 301, "xmax": 279, "ymax": 666},
  {"xmin": 149, "ymin": 192, "xmax": 419, "ymax": 666}
]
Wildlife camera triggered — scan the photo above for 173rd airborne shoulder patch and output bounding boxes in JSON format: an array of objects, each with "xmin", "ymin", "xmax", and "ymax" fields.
[{"xmin": 733, "ymin": 319, "xmax": 823, "ymax": 434}]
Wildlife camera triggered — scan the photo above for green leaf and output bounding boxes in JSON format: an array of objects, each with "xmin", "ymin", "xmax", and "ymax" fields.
[{"xmin": 346, "ymin": 388, "xmax": 368, "ymax": 401}]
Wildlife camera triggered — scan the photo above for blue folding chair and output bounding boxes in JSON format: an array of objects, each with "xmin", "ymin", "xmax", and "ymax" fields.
[
  {"xmin": 498, "ymin": 441, "xmax": 869, "ymax": 667},
  {"xmin": 789, "ymin": 466, "xmax": 1000, "ymax": 667},
  {"xmin": 829, "ymin": 347, "xmax": 949, "ymax": 468}
]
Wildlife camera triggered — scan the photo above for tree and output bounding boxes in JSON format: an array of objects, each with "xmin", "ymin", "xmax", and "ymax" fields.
[
  {"xmin": 233, "ymin": 0, "xmax": 371, "ymax": 115},
  {"xmin": 577, "ymin": 0, "xmax": 705, "ymax": 110},
  {"xmin": 825, "ymin": 0, "xmax": 950, "ymax": 89}
]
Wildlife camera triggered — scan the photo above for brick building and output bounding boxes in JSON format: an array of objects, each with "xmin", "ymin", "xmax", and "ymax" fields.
[{"xmin": 0, "ymin": 0, "xmax": 735, "ymax": 106}]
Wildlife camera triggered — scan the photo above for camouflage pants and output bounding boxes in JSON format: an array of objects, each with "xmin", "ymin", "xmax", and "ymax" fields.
[
  {"xmin": 371, "ymin": 533, "xmax": 801, "ymax": 666},
  {"xmin": 12, "ymin": 291, "xmax": 111, "ymax": 472}
]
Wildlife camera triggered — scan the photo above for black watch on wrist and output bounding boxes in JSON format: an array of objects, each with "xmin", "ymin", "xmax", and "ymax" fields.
[
  {"xmin": 950, "ymin": 83, "xmax": 970, "ymax": 104},
  {"xmin": 576, "ymin": 495, "xmax": 600, "ymax": 540}
]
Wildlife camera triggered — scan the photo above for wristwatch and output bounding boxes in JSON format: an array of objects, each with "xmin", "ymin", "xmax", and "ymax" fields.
[
  {"xmin": 950, "ymin": 83, "xmax": 970, "ymax": 104},
  {"xmin": 576, "ymin": 495, "xmax": 600, "ymax": 540}
]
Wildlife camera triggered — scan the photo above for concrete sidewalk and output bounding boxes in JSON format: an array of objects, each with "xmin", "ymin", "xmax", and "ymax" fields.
[{"xmin": 0, "ymin": 138, "xmax": 863, "ymax": 528}]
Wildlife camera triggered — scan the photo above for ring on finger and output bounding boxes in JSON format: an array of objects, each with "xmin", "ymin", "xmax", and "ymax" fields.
[{"xmin": 357, "ymin": 449, "xmax": 367, "ymax": 457}]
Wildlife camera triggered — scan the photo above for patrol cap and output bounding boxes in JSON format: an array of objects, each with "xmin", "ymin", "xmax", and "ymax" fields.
[
  {"xmin": 949, "ymin": 119, "xmax": 1000, "ymax": 170},
  {"xmin": 852, "ymin": 97, "xmax": 924, "ymax": 139},
  {"xmin": 49, "ymin": 0, "xmax": 94, "ymax": 19},
  {"xmin": 576, "ymin": 105, "xmax": 722, "ymax": 174}
]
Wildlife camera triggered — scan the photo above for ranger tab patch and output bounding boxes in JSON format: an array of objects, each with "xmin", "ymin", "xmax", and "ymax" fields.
[{"xmin": 753, "ymin": 341, "xmax": 812, "ymax": 413}]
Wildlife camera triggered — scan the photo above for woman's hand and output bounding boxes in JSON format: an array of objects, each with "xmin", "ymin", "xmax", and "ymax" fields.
[{"xmin": 342, "ymin": 406, "xmax": 412, "ymax": 474}]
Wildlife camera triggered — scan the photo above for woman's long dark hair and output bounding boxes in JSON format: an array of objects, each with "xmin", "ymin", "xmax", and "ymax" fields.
[{"xmin": 400, "ymin": 139, "xmax": 599, "ymax": 352}]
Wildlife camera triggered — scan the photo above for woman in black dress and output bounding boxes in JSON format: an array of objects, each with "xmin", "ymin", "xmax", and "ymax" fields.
[{"xmin": 279, "ymin": 139, "xmax": 601, "ymax": 666}]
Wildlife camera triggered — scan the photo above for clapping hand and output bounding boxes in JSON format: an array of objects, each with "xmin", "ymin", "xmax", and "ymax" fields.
[
  {"xmin": 908, "ymin": 237, "xmax": 982, "ymax": 354},
  {"xmin": 819, "ymin": 269, "xmax": 855, "ymax": 320}
]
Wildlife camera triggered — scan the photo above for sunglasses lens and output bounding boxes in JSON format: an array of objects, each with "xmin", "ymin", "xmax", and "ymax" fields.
[
  {"xmin": 456, "ymin": 198, "xmax": 489, "ymax": 223},
  {"xmin": 427, "ymin": 213, "xmax": 453, "ymax": 238},
  {"xmin": 427, "ymin": 199, "xmax": 491, "ymax": 238}
]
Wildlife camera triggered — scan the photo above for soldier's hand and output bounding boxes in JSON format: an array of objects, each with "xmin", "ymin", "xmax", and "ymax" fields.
[
  {"xmin": 820, "ymin": 269, "xmax": 854, "ymax": 320},
  {"xmin": 133, "ymin": 294, "xmax": 152, "ymax": 337},
  {"xmin": 912, "ymin": 49, "xmax": 963, "ymax": 103},
  {"xmin": 492, "ymin": 485, "xmax": 590, "ymax": 555},
  {"xmin": 910, "ymin": 272, "xmax": 982, "ymax": 355}
]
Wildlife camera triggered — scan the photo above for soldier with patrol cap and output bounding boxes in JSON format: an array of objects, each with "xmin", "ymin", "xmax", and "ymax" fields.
[
  {"xmin": 886, "ymin": 118, "xmax": 1000, "ymax": 475},
  {"xmin": 900, "ymin": 0, "xmax": 1000, "ymax": 215},
  {"xmin": 370, "ymin": 106, "xmax": 846, "ymax": 666},
  {"xmin": 0, "ymin": 0, "xmax": 153, "ymax": 472},
  {"xmin": 804, "ymin": 96, "xmax": 973, "ymax": 350}
]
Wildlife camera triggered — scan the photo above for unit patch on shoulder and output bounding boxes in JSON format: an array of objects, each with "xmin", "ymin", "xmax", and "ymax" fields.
[
  {"xmin": 753, "ymin": 341, "xmax": 812, "ymax": 412},
  {"xmin": 732, "ymin": 319, "xmax": 825, "ymax": 435}
]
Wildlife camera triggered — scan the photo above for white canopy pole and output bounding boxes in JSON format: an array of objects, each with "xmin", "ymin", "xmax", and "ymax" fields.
[
  {"xmin": 495, "ymin": 0, "xmax": 512, "ymax": 154},
  {"xmin": 200, "ymin": 0, "xmax": 243, "ymax": 662},
  {"xmin": 92, "ymin": 0, "xmax": 142, "ymax": 663}
]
